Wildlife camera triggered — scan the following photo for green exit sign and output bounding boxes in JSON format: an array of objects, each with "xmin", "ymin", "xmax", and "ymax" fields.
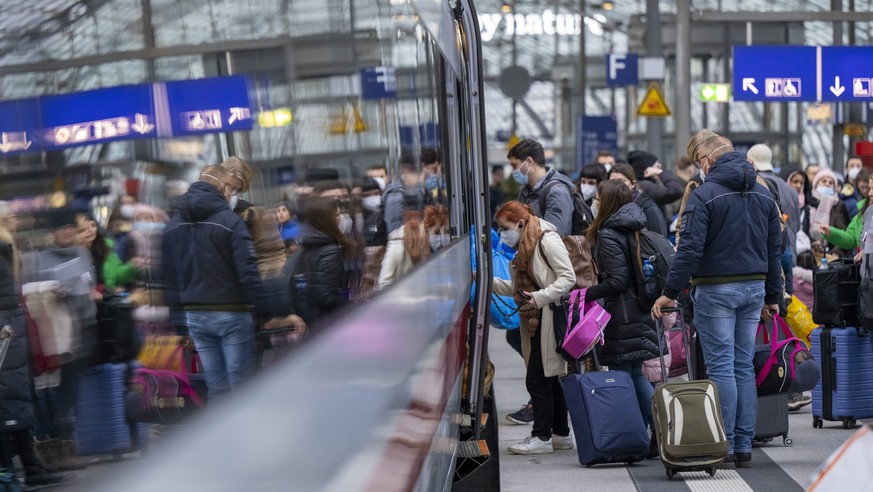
[{"xmin": 700, "ymin": 83, "xmax": 731, "ymax": 102}]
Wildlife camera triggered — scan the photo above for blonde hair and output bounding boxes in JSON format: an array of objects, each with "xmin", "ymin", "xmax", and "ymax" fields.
[
  {"xmin": 686, "ymin": 129, "xmax": 733, "ymax": 163},
  {"xmin": 220, "ymin": 156, "xmax": 253, "ymax": 193}
]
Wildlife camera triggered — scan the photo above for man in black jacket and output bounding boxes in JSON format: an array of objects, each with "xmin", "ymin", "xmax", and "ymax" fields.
[
  {"xmin": 162, "ymin": 166, "xmax": 300, "ymax": 398},
  {"xmin": 652, "ymin": 130, "xmax": 782, "ymax": 469}
]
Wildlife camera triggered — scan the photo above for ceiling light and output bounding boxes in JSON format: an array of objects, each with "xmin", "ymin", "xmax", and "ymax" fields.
[
  {"xmin": 501, "ymin": 4, "xmax": 511, "ymax": 13},
  {"xmin": 603, "ymin": 1, "xmax": 614, "ymax": 10}
]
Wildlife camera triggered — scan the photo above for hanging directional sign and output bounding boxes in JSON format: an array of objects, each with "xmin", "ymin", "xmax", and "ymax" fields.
[
  {"xmin": 820, "ymin": 47, "xmax": 873, "ymax": 101},
  {"xmin": 40, "ymin": 84, "xmax": 157, "ymax": 150},
  {"xmin": 637, "ymin": 82, "xmax": 671, "ymax": 117},
  {"xmin": 361, "ymin": 66, "xmax": 398, "ymax": 99},
  {"xmin": 164, "ymin": 75, "xmax": 253, "ymax": 136},
  {"xmin": 0, "ymin": 98, "xmax": 40, "ymax": 155},
  {"xmin": 733, "ymin": 46, "xmax": 817, "ymax": 102}
]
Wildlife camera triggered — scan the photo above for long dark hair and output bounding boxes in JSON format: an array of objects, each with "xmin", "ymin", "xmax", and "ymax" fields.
[
  {"xmin": 788, "ymin": 170, "xmax": 820, "ymax": 209},
  {"xmin": 586, "ymin": 180, "xmax": 633, "ymax": 244},
  {"xmin": 299, "ymin": 197, "xmax": 353, "ymax": 249}
]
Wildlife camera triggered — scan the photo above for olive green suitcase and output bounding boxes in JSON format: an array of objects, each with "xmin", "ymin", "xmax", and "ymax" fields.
[{"xmin": 653, "ymin": 308, "xmax": 729, "ymax": 479}]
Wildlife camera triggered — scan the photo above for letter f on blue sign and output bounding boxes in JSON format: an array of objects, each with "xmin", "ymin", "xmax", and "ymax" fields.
[{"xmin": 606, "ymin": 53, "xmax": 638, "ymax": 86}]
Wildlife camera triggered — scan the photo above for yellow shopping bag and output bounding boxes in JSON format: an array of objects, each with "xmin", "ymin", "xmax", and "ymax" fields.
[
  {"xmin": 136, "ymin": 335, "xmax": 183, "ymax": 372},
  {"xmin": 785, "ymin": 295, "xmax": 817, "ymax": 347}
]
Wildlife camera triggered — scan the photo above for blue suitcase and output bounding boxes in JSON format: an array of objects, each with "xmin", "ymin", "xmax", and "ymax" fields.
[
  {"xmin": 75, "ymin": 363, "xmax": 148, "ymax": 456},
  {"xmin": 811, "ymin": 327, "xmax": 873, "ymax": 429},
  {"xmin": 562, "ymin": 357, "xmax": 649, "ymax": 466}
]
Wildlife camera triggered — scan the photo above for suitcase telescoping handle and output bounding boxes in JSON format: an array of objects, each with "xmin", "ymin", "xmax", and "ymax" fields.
[
  {"xmin": 0, "ymin": 324, "xmax": 14, "ymax": 371},
  {"xmin": 655, "ymin": 306, "xmax": 694, "ymax": 383}
]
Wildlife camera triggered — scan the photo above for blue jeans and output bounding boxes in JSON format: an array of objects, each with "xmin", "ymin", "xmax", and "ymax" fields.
[
  {"xmin": 611, "ymin": 361, "xmax": 654, "ymax": 431},
  {"xmin": 781, "ymin": 247, "xmax": 794, "ymax": 295},
  {"xmin": 692, "ymin": 281, "xmax": 764, "ymax": 454},
  {"xmin": 186, "ymin": 311, "xmax": 256, "ymax": 398}
]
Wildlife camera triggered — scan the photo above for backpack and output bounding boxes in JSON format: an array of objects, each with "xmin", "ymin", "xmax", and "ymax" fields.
[
  {"xmin": 761, "ymin": 176, "xmax": 789, "ymax": 252},
  {"xmin": 538, "ymin": 180, "xmax": 594, "ymax": 236},
  {"xmin": 563, "ymin": 235, "xmax": 598, "ymax": 290},
  {"xmin": 126, "ymin": 368, "xmax": 204, "ymax": 424},
  {"xmin": 630, "ymin": 229, "xmax": 676, "ymax": 310}
]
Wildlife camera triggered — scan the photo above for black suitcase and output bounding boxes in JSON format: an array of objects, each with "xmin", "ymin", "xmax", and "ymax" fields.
[
  {"xmin": 95, "ymin": 296, "xmax": 141, "ymax": 364},
  {"xmin": 754, "ymin": 393, "xmax": 792, "ymax": 446},
  {"xmin": 813, "ymin": 260, "xmax": 860, "ymax": 327}
]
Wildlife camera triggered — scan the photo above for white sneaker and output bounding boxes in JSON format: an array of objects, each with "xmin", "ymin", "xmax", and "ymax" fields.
[
  {"xmin": 508, "ymin": 436, "xmax": 553, "ymax": 455},
  {"xmin": 552, "ymin": 434, "xmax": 574, "ymax": 450}
]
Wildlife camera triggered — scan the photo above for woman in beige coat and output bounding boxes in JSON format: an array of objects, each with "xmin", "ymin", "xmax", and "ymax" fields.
[{"xmin": 493, "ymin": 201, "xmax": 576, "ymax": 455}]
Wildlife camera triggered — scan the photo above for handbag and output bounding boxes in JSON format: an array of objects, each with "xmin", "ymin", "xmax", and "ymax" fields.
[
  {"xmin": 560, "ymin": 288, "xmax": 611, "ymax": 359},
  {"xmin": 754, "ymin": 314, "xmax": 820, "ymax": 396}
]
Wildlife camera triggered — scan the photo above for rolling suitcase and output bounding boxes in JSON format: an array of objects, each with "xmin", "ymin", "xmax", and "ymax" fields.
[
  {"xmin": 75, "ymin": 363, "xmax": 148, "ymax": 456},
  {"xmin": 754, "ymin": 393, "xmax": 792, "ymax": 446},
  {"xmin": 811, "ymin": 327, "xmax": 873, "ymax": 429},
  {"xmin": 653, "ymin": 307, "xmax": 728, "ymax": 479},
  {"xmin": 561, "ymin": 350, "xmax": 649, "ymax": 466}
]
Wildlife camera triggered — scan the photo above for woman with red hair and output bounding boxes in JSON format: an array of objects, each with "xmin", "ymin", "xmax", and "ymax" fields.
[{"xmin": 493, "ymin": 201, "xmax": 576, "ymax": 455}]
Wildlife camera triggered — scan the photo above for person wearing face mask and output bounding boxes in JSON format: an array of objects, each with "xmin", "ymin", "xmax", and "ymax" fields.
[
  {"xmin": 607, "ymin": 164, "xmax": 667, "ymax": 236},
  {"xmin": 576, "ymin": 163, "xmax": 607, "ymax": 209},
  {"xmin": 509, "ymin": 138, "xmax": 574, "ymax": 238},
  {"xmin": 810, "ymin": 168, "xmax": 851, "ymax": 256},
  {"xmin": 424, "ymin": 205, "xmax": 450, "ymax": 252},
  {"xmin": 820, "ymin": 170, "xmax": 873, "ymax": 253},
  {"xmin": 840, "ymin": 156, "xmax": 865, "ymax": 219},
  {"xmin": 377, "ymin": 198, "xmax": 436, "ymax": 291},
  {"xmin": 421, "ymin": 147, "xmax": 447, "ymax": 207},
  {"xmin": 284, "ymin": 198, "xmax": 352, "ymax": 327},
  {"xmin": 596, "ymin": 150, "xmax": 616, "ymax": 174},
  {"xmin": 220, "ymin": 157, "xmax": 287, "ymax": 279},
  {"xmin": 492, "ymin": 201, "xmax": 575, "ymax": 455},
  {"xmin": 358, "ymin": 178, "xmax": 387, "ymax": 247}
]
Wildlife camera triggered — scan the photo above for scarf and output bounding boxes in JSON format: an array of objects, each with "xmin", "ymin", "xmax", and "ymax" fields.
[{"xmin": 513, "ymin": 233, "xmax": 544, "ymax": 336}]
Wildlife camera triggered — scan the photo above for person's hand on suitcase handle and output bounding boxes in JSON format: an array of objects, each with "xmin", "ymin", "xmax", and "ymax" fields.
[
  {"xmin": 651, "ymin": 296, "xmax": 677, "ymax": 319},
  {"xmin": 760, "ymin": 304, "xmax": 779, "ymax": 322},
  {"xmin": 265, "ymin": 314, "xmax": 307, "ymax": 337}
]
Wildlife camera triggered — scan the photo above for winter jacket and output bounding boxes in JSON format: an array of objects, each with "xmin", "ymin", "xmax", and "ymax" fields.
[
  {"xmin": 664, "ymin": 152, "xmax": 783, "ymax": 305},
  {"xmin": 758, "ymin": 170, "xmax": 801, "ymax": 259},
  {"xmin": 493, "ymin": 219, "xmax": 575, "ymax": 377},
  {"xmin": 292, "ymin": 224, "xmax": 347, "ymax": 324},
  {"xmin": 235, "ymin": 200, "xmax": 287, "ymax": 278},
  {"xmin": 161, "ymin": 182, "xmax": 285, "ymax": 319},
  {"xmin": 382, "ymin": 182, "xmax": 424, "ymax": 235},
  {"xmin": 633, "ymin": 191, "xmax": 667, "ymax": 236},
  {"xmin": 517, "ymin": 168, "xmax": 574, "ymax": 237},
  {"xmin": 637, "ymin": 171, "xmax": 685, "ymax": 209},
  {"xmin": 585, "ymin": 203, "xmax": 660, "ymax": 366},
  {"xmin": 0, "ymin": 242, "xmax": 33, "ymax": 430},
  {"xmin": 824, "ymin": 199, "xmax": 866, "ymax": 251},
  {"xmin": 860, "ymin": 206, "xmax": 873, "ymax": 280},
  {"xmin": 279, "ymin": 220, "xmax": 300, "ymax": 244},
  {"xmin": 840, "ymin": 186, "xmax": 860, "ymax": 219},
  {"xmin": 377, "ymin": 226, "xmax": 415, "ymax": 290}
]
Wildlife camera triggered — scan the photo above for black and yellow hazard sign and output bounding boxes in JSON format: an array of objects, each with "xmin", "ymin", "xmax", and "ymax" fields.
[{"xmin": 637, "ymin": 82, "xmax": 671, "ymax": 117}]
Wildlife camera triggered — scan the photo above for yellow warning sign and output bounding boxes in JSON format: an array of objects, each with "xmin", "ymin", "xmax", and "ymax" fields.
[
  {"xmin": 637, "ymin": 82, "xmax": 671, "ymax": 117},
  {"xmin": 506, "ymin": 133, "xmax": 520, "ymax": 150}
]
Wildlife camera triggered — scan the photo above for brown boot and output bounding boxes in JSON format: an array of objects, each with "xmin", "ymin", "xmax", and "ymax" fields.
[
  {"xmin": 52, "ymin": 440, "xmax": 87, "ymax": 470},
  {"xmin": 33, "ymin": 440, "xmax": 58, "ymax": 472}
]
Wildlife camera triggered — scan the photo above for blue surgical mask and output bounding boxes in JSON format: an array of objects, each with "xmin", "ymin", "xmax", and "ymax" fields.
[
  {"xmin": 511, "ymin": 169, "xmax": 528, "ymax": 186},
  {"xmin": 133, "ymin": 222, "xmax": 165, "ymax": 233},
  {"xmin": 816, "ymin": 186, "xmax": 835, "ymax": 197}
]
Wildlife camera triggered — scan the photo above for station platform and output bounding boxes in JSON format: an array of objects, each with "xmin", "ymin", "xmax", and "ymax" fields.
[{"xmin": 490, "ymin": 326, "xmax": 853, "ymax": 491}]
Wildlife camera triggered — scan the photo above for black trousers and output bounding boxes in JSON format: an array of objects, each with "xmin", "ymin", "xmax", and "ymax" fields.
[
  {"xmin": 505, "ymin": 328, "xmax": 523, "ymax": 358},
  {"xmin": 526, "ymin": 327, "xmax": 569, "ymax": 440},
  {"xmin": 0, "ymin": 428, "xmax": 41, "ymax": 472}
]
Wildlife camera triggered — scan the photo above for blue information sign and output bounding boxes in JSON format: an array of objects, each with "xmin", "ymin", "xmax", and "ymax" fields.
[
  {"xmin": 40, "ymin": 84, "xmax": 156, "ymax": 150},
  {"xmin": 361, "ymin": 67, "xmax": 397, "ymax": 99},
  {"xmin": 163, "ymin": 75, "xmax": 253, "ymax": 136},
  {"xmin": 577, "ymin": 115, "xmax": 618, "ymax": 169},
  {"xmin": 606, "ymin": 53, "xmax": 638, "ymax": 86},
  {"xmin": 820, "ymin": 47, "xmax": 873, "ymax": 101},
  {"xmin": 733, "ymin": 46, "xmax": 817, "ymax": 101},
  {"xmin": 0, "ymin": 98, "xmax": 41, "ymax": 155}
]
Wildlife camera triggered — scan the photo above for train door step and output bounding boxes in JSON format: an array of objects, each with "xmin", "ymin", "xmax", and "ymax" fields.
[{"xmin": 457, "ymin": 412, "xmax": 489, "ymax": 431}]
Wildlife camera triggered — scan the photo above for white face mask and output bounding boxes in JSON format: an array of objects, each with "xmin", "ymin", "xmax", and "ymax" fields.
[
  {"xmin": 699, "ymin": 166, "xmax": 707, "ymax": 183},
  {"xmin": 338, "ymin": 214, "xmax": 353, "ymax": 234},
  {"xmin": 579, "ymin": 183, "xmax": 597, "ymax": 201},
  {"xmin": 229, "ymin": 195, "xmax": 239, "ymax": 210},
  {"xmin": 849, "ymin": 167, "xmax": 862, "ymax": 181},
  {"xmin": 120, "ymin": 204, "xmax": 135, "ymax": 219},
  {"xmin": 361, "ymin": 195, "xmax": 381, "ymax": 211},
  {"xmin": 590, "ymin": 201, "xmax": 598, "ymax": 218},
  {"xmin": 816, "ymin": 185, "xmax": 835, "ymax": 197},
  {"xmin": 373, "ymin": 177, "xmax": 386, "ymax": 190}
]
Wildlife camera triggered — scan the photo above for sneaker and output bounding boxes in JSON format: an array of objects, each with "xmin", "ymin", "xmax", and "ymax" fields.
[
  {"xmin": 735, "ymin": 451, "xmax": 752, "ymax": 468},
  {"xmin": 508, "ymin": 436, "xmax": 553, "ymax": 455},
  {"xmin": 506, "ymin": 403, "xmax": 534, "ymax": 425},
  {"xmin": 788, "ymin": 393, "xmax": 812, "ymax": 411},
  {"xmin": 552, "ymin": 434, "xmax": 574, "ymax": 450}
]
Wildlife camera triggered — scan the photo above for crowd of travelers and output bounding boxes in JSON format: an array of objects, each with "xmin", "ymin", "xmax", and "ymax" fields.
[{"xmin": 494, "ymin": 133, "xmax": 866, "ymax": 469}]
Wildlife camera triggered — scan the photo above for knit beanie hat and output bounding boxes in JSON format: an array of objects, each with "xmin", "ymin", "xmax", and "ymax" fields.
[{"xmin": 627, "ymin": 150, "xmax": 659, "ymax": 177}]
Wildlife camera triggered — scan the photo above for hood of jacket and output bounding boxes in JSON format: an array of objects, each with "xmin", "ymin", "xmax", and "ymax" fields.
[
  {"xmin": 602, "ymin": 202, "xmax": 646, "ymax": 232},
  {"xmin": 299, "ymin": 223, "xmax": 338, "ymax": 247},
  {"xmin": 177, "ymin": 182, "xmax": 229, "ymax": 222},
  {"xmin": 705, "ymin": 151, "xmax": 758, "ymax": 192},
  {"xmin": 535, "ymin": 168, "xmax": 575, "ymax": 192}
]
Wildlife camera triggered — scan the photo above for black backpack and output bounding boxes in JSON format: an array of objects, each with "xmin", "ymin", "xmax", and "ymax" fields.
[
  {"xmin": 761, "ymin": 176, "xmax": 789, "ymax": 252},
  {"xmin": 538, "ymin": 180, "xmax": 594, "ymax": 236},
  {"xmin": 630, "ymin": 229, "xmax": 676, "ymax": 310}
]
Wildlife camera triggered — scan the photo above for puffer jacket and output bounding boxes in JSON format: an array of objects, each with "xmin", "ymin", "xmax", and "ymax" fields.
[
  {"xmin": 0, "ymin": 241, "xmax": 32, "ymax": 431},
  {"xmin": 634, "ymin": 191, "xmax": 667, "ymax": 236},
  {"xmin": 585, "ymin": 203, "xmax": 659, "ymax": 366},
  {"xmin": 292, "ymin": 224, "xmax": 347, "ymax": 324}
]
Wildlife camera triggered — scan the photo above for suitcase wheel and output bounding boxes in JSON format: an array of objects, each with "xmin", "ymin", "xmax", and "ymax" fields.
[
  {"xmin": 842, "ymin": 419, "xmax": 857, "ymax": 429},
  {"xmin": 783, "ymin": 437, "xmax": 793, "ymax": 447},
  {"xmin": 665, "ymin": 468, "xmax": 675, "ymax": 479},
  {"xmin": 813, "ymin": 417, "xmax": 823, "ymax": 429},
  {"xmin": 707, "ymin": 467, "xmax": 716, "ymax": 477}
]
